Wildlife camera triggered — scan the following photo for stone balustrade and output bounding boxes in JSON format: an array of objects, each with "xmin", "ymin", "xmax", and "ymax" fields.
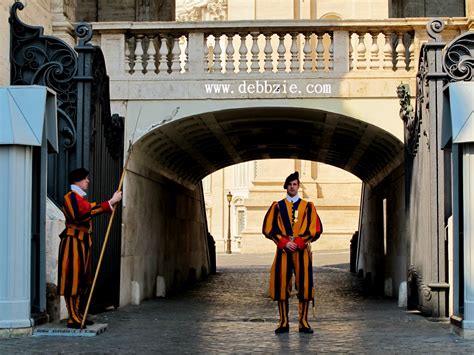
[{"xmin": 92, "ymin": 19, "xmax": 465, "ymax": 78}]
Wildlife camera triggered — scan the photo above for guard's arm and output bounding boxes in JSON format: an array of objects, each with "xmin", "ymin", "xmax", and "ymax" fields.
[{"xmin": 262, "ymin": 202, "xmax": 290, "ymax": 250}]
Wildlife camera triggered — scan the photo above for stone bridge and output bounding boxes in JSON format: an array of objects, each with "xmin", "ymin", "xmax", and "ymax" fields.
[{"xmin": 89, "ymin": 19, "xmax": 462, "ymax": 310}]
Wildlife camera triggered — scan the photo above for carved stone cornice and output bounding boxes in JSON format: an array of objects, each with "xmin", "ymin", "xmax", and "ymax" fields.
[
  {"xmin": 177, "ymin": 0, "xmax": 227, "ymax": 21},
  {"xmin": 207, "ymin": 0, "xmax": 227, "ymax": 21}
]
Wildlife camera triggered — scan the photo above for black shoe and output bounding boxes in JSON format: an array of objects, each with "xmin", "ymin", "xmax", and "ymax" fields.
[
  {"xmin": 84, "ymin": 319, "xmax": 94, "ymax": 326},
  {"xmin": 67, "ymin": 322, "xmax": 85, "ymax": 329},
  {"xmin": 275, "ymin": 325, "xmax": 289, "ymax": 334},
  {"xmin": 299, "ymin": 326, "xmax": 314, "ymax": 334}
]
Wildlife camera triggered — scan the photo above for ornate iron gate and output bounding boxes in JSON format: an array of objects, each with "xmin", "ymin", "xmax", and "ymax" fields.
[
  {"xmin": 10, "ymin": 2, "xmax": 123, "ymax": 312},
  {"xmin": 75, "ymin": 27, "xmax": 124, "ymax": 309}
]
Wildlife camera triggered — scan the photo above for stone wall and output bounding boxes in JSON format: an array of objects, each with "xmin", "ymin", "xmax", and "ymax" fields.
[
  {"xmin": 45, "ymin": 199, "xmax": 67, "ymax": 321},
  {"xmin": 390, "ymin": 0, "xmax": 465, "ymax": 17},
  {"xmin": 120, "ymin": 154, "xmax": 210, "ymax": 306},
  {"xmin": 77, "ymin": 0, "xmax": 175, "ymax": 21},
  {"xmin": 357, "ymin": 164, "xmax": 406, "ymax": 299}
]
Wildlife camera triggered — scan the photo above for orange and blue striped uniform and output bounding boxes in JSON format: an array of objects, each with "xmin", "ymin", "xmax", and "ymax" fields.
[
  {"xmin": 57, "ymin": 191, "xmax": 112, "ymax": 325},
  {"xmin": 262, "ymin": 198, "xmax": 323, "ymax": 301}
]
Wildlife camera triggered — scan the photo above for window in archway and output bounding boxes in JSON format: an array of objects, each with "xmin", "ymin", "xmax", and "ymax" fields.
[
  {"xmin": 320, "ymin": 12, "xmax": 342, "ymax": 20},
  {"xmin": 237, "ymin": 209, "xmax": 246, "ymax": 235}
]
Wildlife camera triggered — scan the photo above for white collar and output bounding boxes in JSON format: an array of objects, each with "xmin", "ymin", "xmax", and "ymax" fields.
[
  {"xmin": 286, "ymin": 194, "xmax": 300, "ymax": 203},
  {"xmin": 71, "ymin": 184, "xmax": 87, "ymax": 197}
]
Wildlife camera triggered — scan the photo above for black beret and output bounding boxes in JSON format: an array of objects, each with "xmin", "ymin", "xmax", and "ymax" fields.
[
  {"xmin": 283, "ymin": 171, "xmax": 300, "ymax": 189},
  {"xmin": 68, "ymin": 168, "xmax": 89, "ymax": 184}
]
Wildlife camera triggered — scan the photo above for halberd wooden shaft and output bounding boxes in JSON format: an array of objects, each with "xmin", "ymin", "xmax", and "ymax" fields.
[
  {"xmin": 81, "ymin": 109, "xmax": 141, "ymax": 330},
  {"xmin": 80, "ymin": 162, "xmax": 127, "ymax": 329}
]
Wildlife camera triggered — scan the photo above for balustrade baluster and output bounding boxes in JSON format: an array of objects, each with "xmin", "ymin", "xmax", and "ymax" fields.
[
  {"xmin": 226, "ymin": 34, "xmax": 235, "ymax": 73},
  {"xmin": 303, "ymin": 33, "xmax": 312, "ymax": 72},
  {"xmin": 204, "ymin": 36, "xmax": 210, "ymax": 72},
  {"xmin": 290, "ymin": 33, "xmax": 299, "ymax": 72},
  {"xmin": 395, "ymin": 32, "xmax": 406, "ymax": 71},
  {"xmin": 158, "ymin": 35, "xmax": 169, "ymax": 74},
  {"xmin": 277, "ymin": 34, "xmax": 286, "ymax": 72},
  {"xmin": 370, "ymin": 32, "xmax": 380, "ymax": 70},
  {"xmin": 134, "ymin": 35, "xmax": 144, "ymax": 74},
  {"xmin": 263, "ymin": 33, "xmax": 273, "ymax": 72},
  {"xmin": 408, "ymin": 35, "xmax": 414, "ymax": 71},
  {"xmin": 328, "ymin": 33, "xmax": 334, "ymax": 71},
  {"xmin": 250, "ymin": 32, "xmax": 260, "ymax": 73},
  {"xmin": 316, "ymin": 33, "xmax": 325, "ymax": 71},
  {"xmin": 349, "ymin": 33, "xmax": 354, "ymax": 70},
  {"xmin": 383, "ymin": 32, "xmax": 393, "ymax": 71},
  {"xmin": 356, "ymin": 33, "xmax": 367, "ymax": 70},
  {"xmin": 213, "ymin": 34, "xmax": 222, "ymax": 72},
  {"xmin": 146, "ymin": 36, "xmax": 157, "ymax": 74},
  {"xmin": 184, "ymin": 36, "xmax": 189, "ymax": 73},
  {"xmin": 125, "ymin": 37, "xmax": 131, "ymax": 73},
  {"xmin": 171, "ymin": 36, "xmax": 181, "ymax": 74},
  {"xmin": 239, "ymin": 33, "xmax": 249, "ymax": 73}
]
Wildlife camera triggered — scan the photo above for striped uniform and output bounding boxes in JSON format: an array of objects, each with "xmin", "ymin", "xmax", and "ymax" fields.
[
  {"xmin": 57, "ymin": 191, "xmax": 112, "ymax": 325},
  {"xmin": 262, "ymin": 198, "xmax": 323, "ymax": 301}
]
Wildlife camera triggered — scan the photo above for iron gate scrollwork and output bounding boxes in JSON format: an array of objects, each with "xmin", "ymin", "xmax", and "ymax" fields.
[
  {"xmin": 10, "ymin": 1, "xmax": 78, "ymax": 203},
  {"xmin": 10, "ymin": 2, "xmax": 123, "ymax": 312}
]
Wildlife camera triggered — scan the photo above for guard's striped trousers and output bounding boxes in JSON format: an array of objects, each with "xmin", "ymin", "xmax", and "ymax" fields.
[
  {"xmin": 298, "ymin": 300, "xmax": 311, "ymax": 329},
  {"xmin": 65, "ymin": 294, "xmax": 83, "ymax": 325},
  {"xmin": 278, "ymin": 300, "xmax": 289, "ymax": 328}
]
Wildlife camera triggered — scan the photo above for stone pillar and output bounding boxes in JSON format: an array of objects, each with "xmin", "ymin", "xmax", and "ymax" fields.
[
  {"xmin": 100, "ymin": 33, "xmax": 126, "ymax": 75},
  {"xmin": 467, "ymin": 0, "xmax": 474, "ymax": 30},
  {"xmin": 332, "ymin": 30, "xmax": 349, "ymax": 74},
  {"xmin": 52, "ymin": 0, "xmax": 76, "ymax": 47},
  {"xmin": 467, "ymin": 0, "xmax": 474, "ymax": 16},
  {"xmin": 0, "ymin": 146, "xmax": 33, "ymax": 329}
]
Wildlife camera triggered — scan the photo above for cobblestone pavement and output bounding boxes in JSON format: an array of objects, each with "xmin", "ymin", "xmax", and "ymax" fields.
[{"xmin": 1, "ymin": 251, "xmax": 474, "ymax": 353}]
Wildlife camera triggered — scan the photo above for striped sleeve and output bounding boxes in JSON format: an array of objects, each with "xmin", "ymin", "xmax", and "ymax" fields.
[
  {"xmin": 262, "ymin": 201, "xmax": 285, "ymax": 245},
  {"xmin": 300, "ymin": 202, "xmax": 323, "ymax": 243},
  {"xmin": 63, "ymin": 192, "xmax": 112, "ymax": 224}
]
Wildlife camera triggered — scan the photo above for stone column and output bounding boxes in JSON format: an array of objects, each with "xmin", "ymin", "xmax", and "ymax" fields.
[
  {"xmin": 52, "ymin": 0, "xmax": 76, "ymax": 47},
  {"xmin": 467, "ymin": 0, "xmax": 474, "ymax": 16}
]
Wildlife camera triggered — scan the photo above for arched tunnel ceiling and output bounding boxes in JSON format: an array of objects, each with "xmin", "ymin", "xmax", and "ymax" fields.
[{"xmin": 135, "ymin": 107, "xmax": 404, "ymax": 188}]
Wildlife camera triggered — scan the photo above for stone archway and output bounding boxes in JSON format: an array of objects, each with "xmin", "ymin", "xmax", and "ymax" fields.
[{"xmin": 118, "ymin": 105, "xmax": 405, "ymax": 306}]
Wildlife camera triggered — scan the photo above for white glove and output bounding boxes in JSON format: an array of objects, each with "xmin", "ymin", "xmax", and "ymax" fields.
[{"xmin": 109, "ymin": 191, "xmax": 122, "ymax": 206}]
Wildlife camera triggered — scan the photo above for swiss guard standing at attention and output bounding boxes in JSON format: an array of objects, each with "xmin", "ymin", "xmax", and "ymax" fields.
[
  {"xmin": 57, "ymin": 168, "xmax": 122, "ymax": 329},
  {"xmin": 262, "ymin": 171, "xmax": 323, "ymax": 334}
]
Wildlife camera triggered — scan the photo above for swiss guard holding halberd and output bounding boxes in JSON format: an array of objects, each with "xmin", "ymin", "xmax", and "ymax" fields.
[
  {"xmin": 57, "ymin": 168, "xmax": 122, "ymax": 329},
  {"xmin": 262, "ymin": 171, "xmax": 323, "ymax": 334}
]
